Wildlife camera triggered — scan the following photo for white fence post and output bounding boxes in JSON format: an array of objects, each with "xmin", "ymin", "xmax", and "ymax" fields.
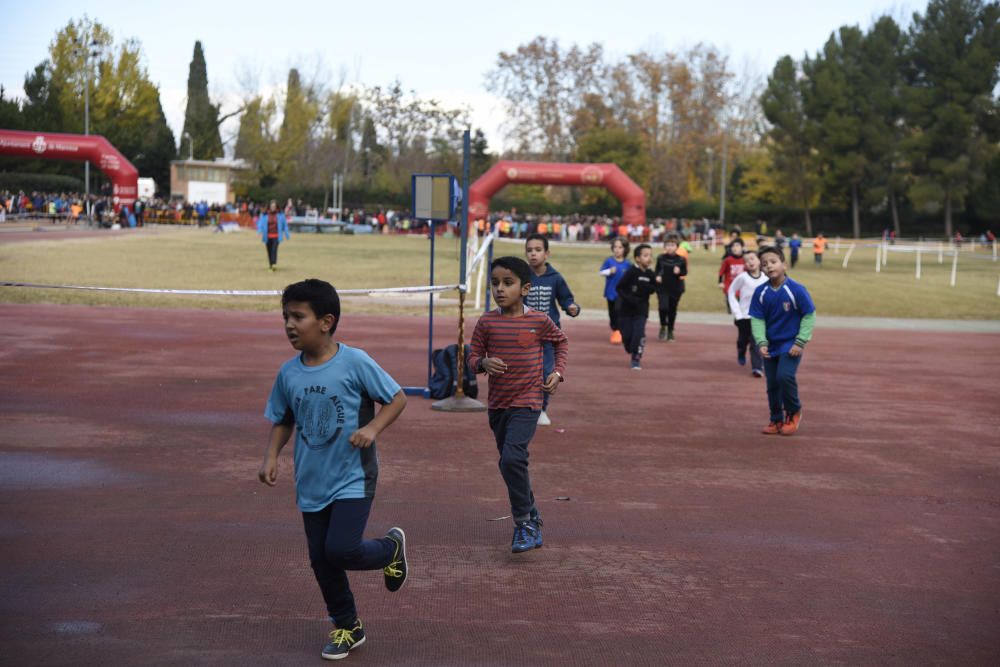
[
  {"xmin": 950, "ymin": 251, "xmax": 958, "ymax": 287},
  {"xmin": 882, "ymin": 241, "xmax": 889, "ymax": 266},
  {"xmin": 835, "ymin": 236, "xmax": 841, "ymax": 255},
  {"xmin": 842, "ymin": 243, "xmax": 857, "ymax": 269},
  {"xmin": 875, "ymin": 243, "xmax": 882, "ymax": 273},
  {"xmin": 916, "ymin": 245, "xmax": 922, "ymax": 280},
  {"xmin": 938, "ymin": 241, "xmax": 944, "ymax": 264},
  {"xmin": 993, "ymin": 240, "xmax": 997, "ymax": 262}
]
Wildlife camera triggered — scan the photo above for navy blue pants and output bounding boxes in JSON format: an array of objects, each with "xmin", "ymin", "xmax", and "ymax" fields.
[
  {"xmin": 763, "ymin": 352, "xmax": 802, "ymax": 422},
  {"xmin": 265, "ymin": 239, "xmax": 279, "ymax": 266},
  {"xmin": 619, "ymin": 314, "xmax": 647, "ymax": 362},
  {"xmin": 302, "ymin": 498, "xmax": 396, "ymax": 628},
  {"xmin": 488, "ymin": 408, "xmax": 539, "ymax": 522},
  {"xmin": 736, "ymin": 319, "xmax": 762, "ymax": 371}
]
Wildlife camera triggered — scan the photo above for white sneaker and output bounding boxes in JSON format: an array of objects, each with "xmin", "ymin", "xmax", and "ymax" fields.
[{"xmin": 537, "ymin": 411, "xmax": 551, "ymax": 426}]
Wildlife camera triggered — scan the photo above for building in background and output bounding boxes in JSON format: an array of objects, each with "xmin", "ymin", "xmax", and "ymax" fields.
[{"xmin": 170, "ymin": 158, "xmax": 249, "ymax": 204}]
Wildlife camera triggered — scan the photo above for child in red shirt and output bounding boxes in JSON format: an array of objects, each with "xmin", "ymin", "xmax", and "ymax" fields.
[
  {"xmin": 718, "ymin": 237, "xmax": 746, "ymax": 313},
  {"xmin": 468, "ymin": 256, "xmax": 568, "ymax": 554}
]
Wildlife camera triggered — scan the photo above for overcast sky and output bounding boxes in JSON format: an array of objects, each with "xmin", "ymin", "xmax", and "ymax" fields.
[{"xmin": 1, "ymin": 0, "xmax": 914, "ymax": 152}]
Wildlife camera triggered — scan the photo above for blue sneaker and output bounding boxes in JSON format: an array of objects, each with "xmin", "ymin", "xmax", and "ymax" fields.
[
  {"xmin": 529, "ymin": 516, "xmax": 543, "ymax": 549},
  {"xmin": 322, "ymin": 619, "xmax": 365, "ymax": 660},
  {"xmin": 738, "ymin": 353, "xmax": 746, "ymax": 366},
  {"xmin": 511, "ymin": 521, "xmax": 540, "ymax": 553}
]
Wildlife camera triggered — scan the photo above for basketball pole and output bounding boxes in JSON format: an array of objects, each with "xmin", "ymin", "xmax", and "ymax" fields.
[{"xmin": 433, "ymin": 129, "xmax": 487, "ymax": 412}]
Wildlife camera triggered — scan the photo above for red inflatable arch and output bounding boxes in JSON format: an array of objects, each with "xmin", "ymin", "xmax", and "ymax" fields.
[
  {"xmin": 469, "ymin": 160, "xmax": 646, "ymax": 227},
  {"xmin": 0, "ymin": 129, "xmax": 138, "ymax": 211}
]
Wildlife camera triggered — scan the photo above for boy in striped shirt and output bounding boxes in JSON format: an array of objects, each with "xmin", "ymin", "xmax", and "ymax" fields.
[{"xmin": 468, "ymin": 256, "xmax": 569, "ymax": 553}]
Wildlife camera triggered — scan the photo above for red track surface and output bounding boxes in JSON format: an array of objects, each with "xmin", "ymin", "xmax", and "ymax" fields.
[{"xmin": 1, "ymin": 304, "xmax": 998, "ymax": 666}]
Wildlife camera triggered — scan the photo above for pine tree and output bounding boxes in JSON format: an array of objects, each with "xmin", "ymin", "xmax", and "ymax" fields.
[
  {"xmin": 904, "ymin": 0, "xmax": 1000, "ymax": 237},
  {"xmin": 179, "ymin": 41, "xmax": 223, "ymax": 160}
]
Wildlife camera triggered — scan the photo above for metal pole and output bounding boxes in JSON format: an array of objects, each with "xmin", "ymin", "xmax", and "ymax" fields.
[
  {"xmin": 84, "ymin": 58, "xmax": 90, "ymax": 219},
  {"xmin": 719, "ymin": 136, "xmax": 727, "ymax": 224},
  {"xmin": 454, "ymin": 130, "xmax": 471, "ymax": 399},
  {"xmin": 485, "ymin": 239, "xmax": 494, "ymax": 312},
  {"xmin": 427, "ymin": 219, "xmax": 435, "ymax": 392}
]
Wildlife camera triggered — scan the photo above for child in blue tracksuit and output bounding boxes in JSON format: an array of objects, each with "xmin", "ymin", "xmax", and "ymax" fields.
[
  {"xmin": 525, "ymin": 233, "xmax": 580, "ymax": 426},
  {"xmin": 599, "ymin": 236, "xmax": 631, "ymax": 344},
  {"xmin": 750, "ymin": 245, "xmax": 816, "ymax": 436},
  {"xmin": 256, "ymin": 199, "xmax": 290, "ymax": 270}
]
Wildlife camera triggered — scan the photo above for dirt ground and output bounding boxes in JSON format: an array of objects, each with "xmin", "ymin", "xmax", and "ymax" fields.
[{"xmin": 1, "ymin": 303, "xmax": 998, "ymax": 666}]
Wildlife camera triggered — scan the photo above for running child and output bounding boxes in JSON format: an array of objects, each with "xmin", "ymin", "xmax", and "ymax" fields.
[
  {"xmin": 616, "ymin": 243, "xmax": 657, "ymax": 369},
  {"xmin": 789, "ymin": 233, "xmax": 802, "ymax": 268},
  {"xmin": 812, "ymin": 233, "xmax": 827, "ymax": 266},
  {"xmin": 718, "ymin": 237, "xmax": 746, "ymax": 312},
  {"xmin": 524, "ymin": 233, "xmax": 580, "ymax": 426},
  {"xmin": 258, "ymin": 279, "xmax": 408, "ymax": 660},
  {"xmin": 468, "ymin": 256, "xmax": 569, "ymax": 553},
  {"xmin": 727, "ymin": 249, "xmax": 768, "ymax": 377},
  {"xmin": 749, "ymin": 247, "xmax": 816, "ymax": 436},
  {"xmin": 598, "ymin": 236, "xmax": 631, "ymax": 344},
  {"xmin": 654, "ymin": 233, "xmax": 687, "ymax": 341}
]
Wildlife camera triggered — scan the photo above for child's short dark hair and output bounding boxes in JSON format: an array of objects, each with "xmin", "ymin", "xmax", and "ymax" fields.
[
  {"xmin": 491, "ymin": 256, "xmax": 533, "ymax": 286},
  {"xmin": 282, "ymin": 279, "xmax": 341, "ymax": 333},
  {"xmin": 634, "ymin": 243, "xmax": 652, "ymax": 259},
  {"xmin": 525, "ymin": 233, "xmax": 549, "ymax": 251},
  {"xmin": 664, "ymin": 233, "xmax": 681, "ymax": 244},
  {"xmin": 611, "ymin": 236, "xmax": 630, "ymax": 255},
  {"xmin": 730, "ymin": 237, "xmax": 744, "ymax": 247},
  {"xmin": 758, "ymin": 245, "xmax": 785, "ymax": 263}
]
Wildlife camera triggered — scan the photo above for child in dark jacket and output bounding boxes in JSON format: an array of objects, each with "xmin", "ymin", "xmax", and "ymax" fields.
[
  {"xmin": 615, "ymin": 244, "xmax": 657, "ymax": 370},
  {"xmin": 654, "ymin": 233, "xmax": 688, "ymax": 341}
]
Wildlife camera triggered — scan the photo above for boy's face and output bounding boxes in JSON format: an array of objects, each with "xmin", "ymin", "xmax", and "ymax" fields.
[
  {"xmin": 760, "ymin": 252, "xmax": 786, "ymax": 280},
  {"xmin": 491, "ymin": 267, "xmax": 530, "ymax": 308},
  {"xmin": 283, "ymin": 301, "xmax": 335, "ymax": 351},
  {"xmin": 637, "ymin": 247, "xmax": 653, "ymax": 268},
  {"xmin": 731, "ymin": 242, "xmax": 744, "ymax": 257},
  {"xmin": 525, "ymin": 239, "xmax": 549, "ymax": 269},
  {"xmin": 663, "ymin": 241, "xmax": 678, "ymax": 254},
  {"xmin": 744, "ymin": 252, "xmax": 761, "ymax": 273}
]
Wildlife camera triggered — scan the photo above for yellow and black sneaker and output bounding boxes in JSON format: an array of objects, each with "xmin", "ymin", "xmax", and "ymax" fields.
[
  {"xmin": 321, "ymin": 619, "xmax": 365, "ymax": 661},
  {"xmin": 383, "ymin": 527, "xmax": 407, "ymax": 592}
]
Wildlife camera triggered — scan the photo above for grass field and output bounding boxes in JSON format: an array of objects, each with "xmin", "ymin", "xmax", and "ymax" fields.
[{"xmin": 1, "ymin": 226, "xmax": 999, "ymax": 319}]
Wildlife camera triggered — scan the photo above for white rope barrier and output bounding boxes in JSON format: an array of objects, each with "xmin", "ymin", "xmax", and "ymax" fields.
[{"xmin": 0, "ymin": 281, "xmax": 461, "ymax": 296}]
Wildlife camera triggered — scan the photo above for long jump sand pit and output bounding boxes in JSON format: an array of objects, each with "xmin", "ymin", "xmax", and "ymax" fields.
[{"xmin": 1, "ymin": 303, "xmax": 997, "ymax": 665}]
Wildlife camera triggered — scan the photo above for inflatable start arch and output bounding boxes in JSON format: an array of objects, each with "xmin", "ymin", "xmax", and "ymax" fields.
[
  {"xmin": 0, "ymin": 129, "xmax": 138, "ymax": 210},
  {"xmin": 468, "ymin": 160, "xmax": 646, "ymax": 226}
]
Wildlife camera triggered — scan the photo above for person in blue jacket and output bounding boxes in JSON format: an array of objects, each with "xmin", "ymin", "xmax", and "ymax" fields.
[
  {"xmin": 257, "ymin": 200, "xmax": 290, "ymax": 271},
  {"xmin": 598, "ymin": 237, "xmax": 631, "ymax": 345},
  {"xmin": 525, "ymin": 233, "xmax": 580, "ymax": 427}
]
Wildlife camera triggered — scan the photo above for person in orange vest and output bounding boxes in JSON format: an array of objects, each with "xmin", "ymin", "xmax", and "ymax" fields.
[{"xmin": 812, "ymin": 233, "xmax": 827, "ymax": 266}]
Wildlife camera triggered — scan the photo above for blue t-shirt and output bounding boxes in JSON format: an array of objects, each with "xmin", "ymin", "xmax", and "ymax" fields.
[
  {"xmin": 264, "ymin": 344, "xmax": 401, "ymax": 512},
  {"xmin": 600, "ymin": 257, "xmax": 632, "ymax": 301},
  {"xmin": 789, "ymin": 238, "xmax": 802, "ymax": 255},
  {"xmin": 749, "ymin": 278, "xmax": 815, "ymax": 355}
]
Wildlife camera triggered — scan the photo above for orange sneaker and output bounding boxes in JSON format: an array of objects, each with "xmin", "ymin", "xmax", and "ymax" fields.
[
  {"xmin": 780, "ymin": 411, "xmax": 802, "ymax": 436},
  {"xmin": 610, "ymin": 330, "xmax": 622, "ymax": 344},
  {"xmin": 761, "ymin": 421, "xmax": 783, "ymax": 435}
]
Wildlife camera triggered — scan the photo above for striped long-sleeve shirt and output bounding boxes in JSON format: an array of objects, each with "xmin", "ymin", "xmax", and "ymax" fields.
[{"xmin": 467, "ymin": 306, "xmax": 568, "ymax": 410}]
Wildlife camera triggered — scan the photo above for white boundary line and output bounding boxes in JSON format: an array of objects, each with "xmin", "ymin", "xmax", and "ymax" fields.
[{"xmin": 0, "ymin": 281, "xmax": 461, "ymax": 296}]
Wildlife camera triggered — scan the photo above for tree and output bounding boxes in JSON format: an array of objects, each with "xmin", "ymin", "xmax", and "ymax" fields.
[
  {"xmin": 761, "ymin": 56, "xmax": 820, "ymax": 234},
  {"xmin": 904, "ymin": 0, "xmax": 1000, "ymax": 237},
  {"xmin": 859, "ymin": 16, "xmax": 908, "ymax": 236},
  {"xmin": 575, "ymin": 127, "xmax": 650, "ymax": 209},
  {"xmin": 802, "ymin": 27, "xmax": 868, "ymax": 238},
  {"xmin": 179, "ymin": 41, "xmax": 223, "ymax": 160}
]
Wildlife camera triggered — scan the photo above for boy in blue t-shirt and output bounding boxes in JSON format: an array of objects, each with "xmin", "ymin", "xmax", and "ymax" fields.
[
  {"xmin": 258, "ymin": 279, "xmax": 408, "ymax": 660},
  {"xmin": 749, "ymin": 246, "xmax": 816, "ymax": 436}
]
